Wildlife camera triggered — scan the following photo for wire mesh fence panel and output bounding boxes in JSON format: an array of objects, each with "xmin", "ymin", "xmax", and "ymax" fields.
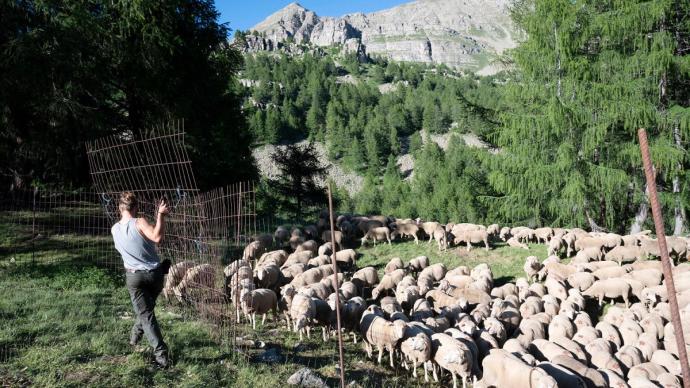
[{"xmin": 85, "ymin": 123, "xmax": 262, "ymax": 350}]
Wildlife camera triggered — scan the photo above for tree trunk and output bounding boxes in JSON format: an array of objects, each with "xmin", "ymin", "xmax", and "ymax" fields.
[{"xmin": 630, "ymin": 183, "xmax": 649, "ymax": 234}]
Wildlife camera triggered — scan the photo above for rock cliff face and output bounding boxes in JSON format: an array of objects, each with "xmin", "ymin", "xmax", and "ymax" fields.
[{"xmin": 244, "ymin": 0, "xmax": 517, "ymax": 74}]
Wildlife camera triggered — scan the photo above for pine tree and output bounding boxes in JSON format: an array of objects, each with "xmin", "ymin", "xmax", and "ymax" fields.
[
  {"xmin": 269, "ymin": 142, "xmax": 328, "ymax": 221},
  {"xmin": 489, "ymin": 0, "xmax": 690, "ymax": 231}
]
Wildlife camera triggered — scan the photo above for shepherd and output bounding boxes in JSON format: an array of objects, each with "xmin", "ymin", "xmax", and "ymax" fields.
[{"xmin": 111, "ymin": 191, "xmax": 171, "ymax": 368}]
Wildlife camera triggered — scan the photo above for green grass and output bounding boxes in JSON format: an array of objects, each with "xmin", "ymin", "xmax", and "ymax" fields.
[{"xmin": 357, "ymin": 239, "xmax": 547, "ymax": 284}]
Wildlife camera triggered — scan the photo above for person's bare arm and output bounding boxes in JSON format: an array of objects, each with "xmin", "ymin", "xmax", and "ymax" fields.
[{"xmin": 136, "ymin": 200, "xmax": 169, "ymax": 243}]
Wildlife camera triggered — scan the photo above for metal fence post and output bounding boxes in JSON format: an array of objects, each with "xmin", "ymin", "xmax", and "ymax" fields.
[{"xmin": 638, "ymin": 128, "xmax": 690, "ymax": 388}]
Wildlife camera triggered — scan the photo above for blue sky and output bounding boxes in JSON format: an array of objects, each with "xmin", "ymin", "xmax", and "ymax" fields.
[{"xmin": 216, "ymin": 0, "xmax": 408, "ymax": 32}]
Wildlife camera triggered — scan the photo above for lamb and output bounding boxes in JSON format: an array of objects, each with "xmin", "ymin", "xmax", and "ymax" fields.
[
  {"xmin": 478, "ymin": 349, "xmax": 558, "ymax": 388},
  {"xmin": 321, "ymin": 230, "xmax": 343, "ymax": 248},
  {"xmin": 400, "ymin": 326, "xmax": 433, "ymax": 381},
  {"xmin": 623, "ymin": 269, "xmax": 662, "ymax": 288},
  {"xmin": 548, "ymin": 314, "xmax": 576, "ymax": 340},
  {"xmin": 627, "ymin": 362, "xmax": 668, "ymax": 380},
  {"xmin": 426, "ymin": 289, "xmax": 460, "ymax": 312},
  {"xmin": 285, "ymin": 250, "xmax": 314, "ymax": 267},
  {"xmin": 550, "ymin": 355, "xmax": 608, "ymax": 388},
  {"xmin": 294, "ymin": 239, "xmax": 319, "ymax": 256},
  {"xmin": 392, "ymin": 222, "xmax": 420, "ymax": 244},
  {"xmin": 318, "ymin": 242, "xmax": 333, "ymax": 257},
  {"xmin": 255, "ymin": 263, "xmax": 281, "ymax": 289},
  {"xmin": 173, "ymin": 263, "xmax": 215, "ymax": 303},
  {"xmin": 408, "ymin": 256, "xmax": 430, "ymax": 272},
  {"xmin": 385, "ymin": 257, "xmax": 405, "ymax": 274},
  {"xmin": 499, "ymin": 227, "xmax": 512, "ymax": 241},
  {"xmin": 432, "ymin": 226, "xmax": 449, "ymax": 250},
  {"xmin": 454, "ymin": 229, "xmax": 490, "ymax": 251},
  {"xmin": 242, "ymin": 241, "xmax": 265, "ymax": 263},
  {"xmin": 257, "ymin": 250, "xmax": 287, "ymax": 267},
  {"xmin": 539, "ymin": 262, "xmax": 577, "ymax": 281},
  {"xmin": 240, "ymin": 288, "xmax": 278, "ymax": 329},
  {"xmin": 280, "ymin": 263, "xmax": 307, "ymax": 281},
  {"xmin": 650, "ymin": 349, "xmax": 681, "ymax": 375},
  {"xmin": 524, "ymin": 256, "xmax": 542, "ymax": 283},
  {"xmin": 420, "ymin": 263, "xmax": 447, "ymax": 282},
  {"xmin": 507, "ymin": 236, "xmax": 529, "ymax": 249},
  {"xmin": 567, "ymin": 272, "xmax": 596, "ymax": 292},
  {"xmin": 274, "ymin": 226, "xmax": 290, "ymax": 246},
  {"xmin": 534, "ymin": 227, "xmax": 554, "ymax": 243},
  {"xmin": 528, "ymin": 339, "xmax": 573, "ymax": 362},
  {"xmin": 430, "ymin": 333, "xmax": 474, "ymax": 388},
  {"xmin": 341, "ymin": 296, "xmax": 366, "ymax": 342},
  {"xmin": 583, "ymin": 279, "xmax": 632, "ymax": 307},
  {"xmin": 359, "ymin": 314, "xmax": 407, "ymax": 367},
  {"xmin": 592, "ymin": 266, "xmax": 630, "ymax": 280},
  {"xmin": 590, "ymin": 351, "xmax": 626, "ymax": 377},
  {"xmin": 548, "ymin": 237, "xmax": 564, "ymax": 257},
  {"xmin": 605, "ymin": 245, "xmax": 644, "ymax": 265},
  {"xmin": 421, "ymin": 221, "xmax": 442, "ymax": 240},
  {"xmin": 372, "ymin": 269, "xmax": 405, "ymax": 299},
  {"xmin": 595, "ymin": 322, "xmax": 623, "ymax": 348},
  {"xmin": 537, "ymin": 362, "xmax": 588, "ymax": 388},
  {"xmin": 223, "ymin": 259, "xmax": 251, "ymax": 278},
  {"xmin": 361, "ymin": 226, "xmax": 392, "ymax": 246},
  {"xmin": 339, "ymin": 281, "xmax": 358, "ymax": 300},
  {"xmin": 290, "ymin": 293, "xmax": 316, "ymax": 340},
  {"xmin": 572, "ymin": 247, "xmax": 603, "ymax": 264},
  {"xmin": 288, "ymin": 235, "xmax": 304, "ymax": 251},
  {"xmin": 334, "ymin": 249, "xmax": 358, "ymax": 268},
  {"xmin": 615, "ymin": 345, "xmax": 644, "ymax": 371},
  {"xmin": 163, "ymin": 260, "xmax": 195, "ymax": 299},
  {"xmin": 352, "ymin": 266, "xmax": 379, "ymax": 288}
]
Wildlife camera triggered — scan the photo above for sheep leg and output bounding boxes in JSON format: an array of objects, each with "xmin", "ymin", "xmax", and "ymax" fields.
[
  {"xmin": 389, "ymin": 348, "xmax": 394, "ymax": 368},
  {"xmin": 412, "ymin": 361, "xmax": 417, "ymax": 377},
  {"xmin": 306, "ymin": 326, "xmax": 311, "ymax": 339},
  {"xmin": 377, "ymin": 346, "xmax": 383, "ymax": 364},
  {"xmin": 261, "ymin": 313, "xmax": 266, "ymax": 326},
  {"xmin": 414, "ymin": 236, "xmax": 418, "ymax": 245},
  {"xmin": 453, "ymin": 373, "xmax": 458, "ymax": 388},
  {"xmin": 485, "ymin": 240, "xmax": 489, "ymax": 251},
  {"xmin": 598, "ymin": 295, "xmax": 603, "ymax": 306},
  {"xmin": 252, "ymin": 313, "xmax": 256, "ymax": 330},
  {"xmin": 322, "ymin": 327, "xmax": 327, "ymax": 342},
  {"xmin": 424, "ymin": 362, "xmax": 429, "ymax": 382}
]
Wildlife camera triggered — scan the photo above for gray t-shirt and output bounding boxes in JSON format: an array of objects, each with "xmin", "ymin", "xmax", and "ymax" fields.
[{"xmin": 111, "ymin": 218, "xmax": 160, "ymax": 271}]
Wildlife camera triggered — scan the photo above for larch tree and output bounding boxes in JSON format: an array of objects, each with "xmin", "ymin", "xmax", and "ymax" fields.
[{"xmin": 489, "ymin": 0, "xmax": 690, "ymax": 232}]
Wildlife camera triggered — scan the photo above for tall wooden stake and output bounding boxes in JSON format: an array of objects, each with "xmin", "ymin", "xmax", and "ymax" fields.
[
  {"xmin": 638, "ymin": 128, "xmax": 690, "ymax": 388},
  {"xmin": 327, "ymin": 182, "xmax": 346, "ymax": 388}
]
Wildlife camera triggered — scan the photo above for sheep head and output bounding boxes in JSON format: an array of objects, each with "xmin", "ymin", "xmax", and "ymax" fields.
[{"xmin": 392, "ymin": 320, "xmax": 407, "ymax": 341}]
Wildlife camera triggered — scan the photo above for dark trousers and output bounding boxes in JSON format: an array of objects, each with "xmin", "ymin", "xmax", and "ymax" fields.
[{"xmin": 125, "ymin": 269, "xmax": 168, "ymax": 357}]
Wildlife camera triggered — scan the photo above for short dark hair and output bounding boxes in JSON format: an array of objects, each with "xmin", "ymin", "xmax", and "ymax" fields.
[{"xmin": 119, "ymin": 191, "xmax": 137, "ymax": 212}]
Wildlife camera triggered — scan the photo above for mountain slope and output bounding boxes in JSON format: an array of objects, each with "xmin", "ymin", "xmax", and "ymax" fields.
[{"xmin": 246, "ymin": 0, "xmax": 517, "ymax": 74}]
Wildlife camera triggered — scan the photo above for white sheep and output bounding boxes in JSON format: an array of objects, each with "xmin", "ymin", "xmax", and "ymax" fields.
[
  {"xmin": 431, "ymin": 333, "xmax": 474, "ymax": 388},
  {"xmin": 240, "ymin": 288, "xmax": 278, "ymax": 329}
]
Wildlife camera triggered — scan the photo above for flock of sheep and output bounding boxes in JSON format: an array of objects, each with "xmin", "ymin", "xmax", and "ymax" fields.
[{"xmin": 161, "ymin": 213, "xmax": 690, "ymax": 388}]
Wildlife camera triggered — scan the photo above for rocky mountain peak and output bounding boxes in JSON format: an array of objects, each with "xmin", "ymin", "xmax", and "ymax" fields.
[{"xmin": 244, "ymin": 0, "xmax": 517, "ymax": 74}]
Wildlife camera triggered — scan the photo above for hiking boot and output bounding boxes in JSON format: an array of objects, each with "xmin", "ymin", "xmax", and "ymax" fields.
[
  {"xmin": 129, "ymin": 332, "xmax": 142, "ymax": 346},
  {"xmin": 154, "ymin": 353, "xmax": 170, "ymax": 369}
]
